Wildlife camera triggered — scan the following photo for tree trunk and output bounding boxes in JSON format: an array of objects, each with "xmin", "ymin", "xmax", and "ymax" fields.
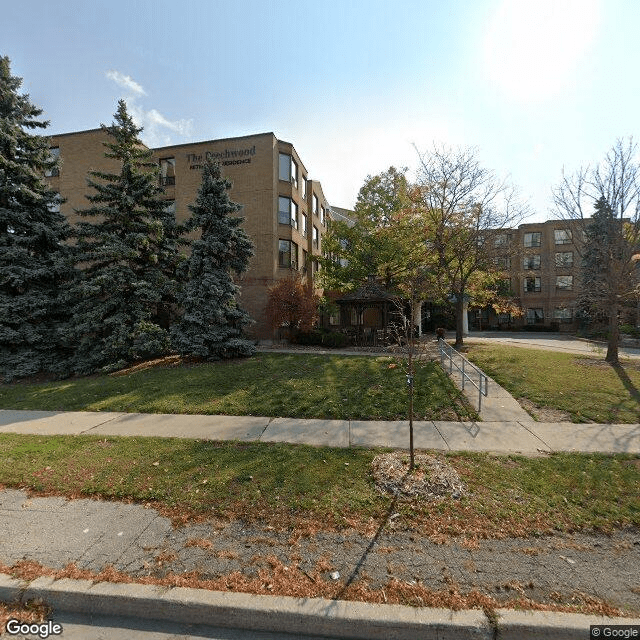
[
  {"xmin": 606, "ymin": 304, "xmax": 619, "ymax": 364},
  {"xmin": 454, "ymin": 295, "xmax": 465, "ymax": 349}
]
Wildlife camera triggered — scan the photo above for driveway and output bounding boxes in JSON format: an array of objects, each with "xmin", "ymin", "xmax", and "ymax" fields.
[{"xmin": 462, "ymin": 331, "xmax": 640, "ymax": 359}]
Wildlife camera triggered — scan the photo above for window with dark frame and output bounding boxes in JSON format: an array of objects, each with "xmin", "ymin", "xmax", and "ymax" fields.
[
  {"xmin": 278, "ymin": 196, "xmax": 297, "ymax": 228},
  {"xmin": 526, "ymin": 308, "xmax": 544, "ymax": 324},
  {"xmin": 553, "ymin": 307, "xmax": 573, "ymax": 322},
  {"xmin": 556, "ymin": 275, "xmax": 573, "ymax": 290},
  {"xmin": 555, "ymin": 251, "xmax": 573, "ymax": 267},
  {"xmin": 523, "ymin": 254, "xmax": 541, "ymax": 270},
  {"xmin": 554, "ymin": 229, "xmax": 572, "ymax": 245},
  {"xmin": 524, "ymin": 277, "xmax": 541, "ymax": 293},
  {"xmin": 159, "ymin": 158, "xmax": 175, "ymax": 186},
  {"xmin": 524, "ymin": 232, "xmax": 541, "ymax": 248},
  {"xmin": 278, "ymin": 239, "xmax": 298, "ymax": 269},
  {"xmin": 45, "ymin": 147, "xmax": 60, "ymax": 177}
]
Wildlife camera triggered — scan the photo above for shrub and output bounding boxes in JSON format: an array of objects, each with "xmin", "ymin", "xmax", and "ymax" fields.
[
  {"xmin": 294, "ymin": 330, "xmax": 324, "ymax": 346},
  {"xmin": 322, "ymin": 332, "xmax": 349, "ymax": 348},
  {"xmin": 620, "ymin": 324, "xmax": 640, "ymax": 338}
]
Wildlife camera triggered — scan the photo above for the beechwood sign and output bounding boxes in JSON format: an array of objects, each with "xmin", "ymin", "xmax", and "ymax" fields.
[{"xmin": 187, "ymin": 145, "xmax": 257, "ymax": 170}]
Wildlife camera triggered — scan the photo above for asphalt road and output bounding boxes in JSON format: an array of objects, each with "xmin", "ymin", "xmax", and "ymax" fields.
[{"xmin": 464, "ymin": 331, "xmax": 640, "ymax": 358}]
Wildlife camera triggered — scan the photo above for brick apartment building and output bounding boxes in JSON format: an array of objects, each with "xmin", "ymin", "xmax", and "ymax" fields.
[
  {"xmin": 474, "ymin": 219, "xmax": 587, "ymax": 331},
  {"xmin": 45, "ymin": 130, "xmax": 334, "ymax": 339}
]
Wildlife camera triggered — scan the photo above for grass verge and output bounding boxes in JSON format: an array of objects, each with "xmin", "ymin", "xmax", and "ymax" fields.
[
  {"xmin": 0, "ymin": 353, "xmax": 475, "ymax": 421},
  {"xmin": 465, "ymin": 344, "xmax": 640, "ymax": 423},
  {"xmin": 1, "ymin": 434, "xmax": 637, "ymax": 538}
]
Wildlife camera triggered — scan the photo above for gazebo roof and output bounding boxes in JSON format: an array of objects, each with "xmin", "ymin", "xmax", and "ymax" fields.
[{"xmin": 336, "ymin": 277, "xmax": 396, "ymax": 303}]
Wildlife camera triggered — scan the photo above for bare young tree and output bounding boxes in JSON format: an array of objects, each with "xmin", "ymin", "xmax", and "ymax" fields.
[
  {"xmin": 552, "ymin": 137, "xmax": 640, "ymax": 364},
  {"xmin": 413, "ymin": 145, "xmax": 527, "ymax": 348}
]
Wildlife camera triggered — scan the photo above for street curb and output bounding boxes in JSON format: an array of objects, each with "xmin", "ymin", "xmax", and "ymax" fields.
[
  {"xmin": 495, "ymin": 608, "xmax": 640, "ymax": 639},
  {"xmin": 0, "ymin": 574, "xmax": 491, "ymax": 639},
  {"xmin": 2, "ymin": 574, "xmax": 639, "ymax": 640}
]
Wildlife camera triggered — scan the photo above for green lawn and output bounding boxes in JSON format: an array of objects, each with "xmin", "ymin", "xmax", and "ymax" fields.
[
  {"xmin": 0, "ymin": 353, "xmax": 475, "ymax": 421},
  {"xmin": 465, "ymin": 344, "xmax": 640, "ymax": 423},
  {"xmin": 0, "ymin": 434, "xmax": 637, "ymax": 537}
]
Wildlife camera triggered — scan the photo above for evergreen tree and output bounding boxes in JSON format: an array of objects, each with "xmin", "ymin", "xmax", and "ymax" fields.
[
  {"xmin": 171, "ymin": 158, "xmax": 255, "ymax": 359},
  {"xmin": 0, "ymin": 56, "xmax": 73, "ymax": 381},
  {"xmin": 578, "ymin": 196, "xmax": 616, "ymax": 320},
  {"xmin": 68, "ymin": 100, "xmax": 180, "ymax": 374}
]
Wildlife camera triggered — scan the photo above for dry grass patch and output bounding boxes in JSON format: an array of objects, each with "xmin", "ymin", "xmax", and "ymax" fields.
[{"xmin": 0, "ymin": 559, "xmax": 629, "ymax": 618}]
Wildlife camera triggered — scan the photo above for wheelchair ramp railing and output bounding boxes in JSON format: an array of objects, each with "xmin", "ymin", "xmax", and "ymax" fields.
[{"xmin": 438, "ymin": 338, "xmax": 488, "ymax": 412}]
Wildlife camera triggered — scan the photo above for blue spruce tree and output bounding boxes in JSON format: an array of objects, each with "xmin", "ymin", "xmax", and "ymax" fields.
[
  {"xmin": 171, "ymin": 158, "xmax": 255, "ymax": 359},
  {"xmin": 68, "ymin": 100, "xmax": 181, "ymax": 374},
  {"xmin": 0, "ymin": 56, "xmax": 73, "ymax": 381}
]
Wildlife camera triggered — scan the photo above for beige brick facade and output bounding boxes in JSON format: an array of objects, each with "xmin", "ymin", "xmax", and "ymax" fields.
[
  {"xmin": 480, "ymin": 219, "xmax": 586, "ymax": 330},
  {"xmin": 46, "ymin": 130, "xmax": 332, "ymax": 339}
]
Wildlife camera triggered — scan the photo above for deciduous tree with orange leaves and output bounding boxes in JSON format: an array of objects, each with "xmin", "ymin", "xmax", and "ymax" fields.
[{"xmin": 264, "ymin": 274, "xmax": 320, "ymax": 338}]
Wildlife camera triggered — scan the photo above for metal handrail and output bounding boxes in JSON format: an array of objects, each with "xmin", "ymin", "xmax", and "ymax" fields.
[{"xmin": 438, "ymin": 338, "xmax": 488, "ymax": 412}]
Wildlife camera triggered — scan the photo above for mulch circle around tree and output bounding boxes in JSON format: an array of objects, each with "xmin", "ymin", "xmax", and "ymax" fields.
[{"xmin": 371, "ymin": 451, "xmax": 468, "ymax": 500}]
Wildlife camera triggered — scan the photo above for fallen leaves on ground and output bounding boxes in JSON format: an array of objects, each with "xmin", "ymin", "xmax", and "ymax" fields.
[{"xmin": 0, "ymin": 559, "xmax": 628, "ymax": 619}]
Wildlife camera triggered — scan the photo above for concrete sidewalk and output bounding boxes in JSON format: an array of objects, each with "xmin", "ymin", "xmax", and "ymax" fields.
[
  {"xmin": 1, "ymin": 409, "xmax": 639, "ymax": 454},
  {"xmin": 1, "ymin": 409, "xmax": 639, "ymax": 637}
]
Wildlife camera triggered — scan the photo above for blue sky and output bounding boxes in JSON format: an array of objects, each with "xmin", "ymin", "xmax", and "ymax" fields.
[{"xmin": 3, "ymin": 0, "xmax": 639, "ymax": 221}]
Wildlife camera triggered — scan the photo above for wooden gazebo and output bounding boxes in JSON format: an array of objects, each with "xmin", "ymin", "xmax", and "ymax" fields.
[{"xmin": 335, "ymin": 276, "xmax": 399, "ymax": 346}]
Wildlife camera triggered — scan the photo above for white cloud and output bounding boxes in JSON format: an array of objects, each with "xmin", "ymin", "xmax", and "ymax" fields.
[
  {"xmin": 482, "ymin": 0, "xmax": 600, "ymax": 103},
  {"xmin": 128, "ymin": 103, "xmax": 193, "ymax": 147},
  {"xmin": 105, "ymin": 70, "xmax": 146, "ymax": 96},
  {"xmin": 106, "ymin": 69, "xmax": 193, "ymax": 147}
]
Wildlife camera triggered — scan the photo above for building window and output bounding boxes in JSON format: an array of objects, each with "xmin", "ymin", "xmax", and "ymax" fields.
[
  {"xmin": 329, "ymin": 312, "xmax": 340, "ymax": 326},
  {"xmin": 497, "ymin": 278, "xmax": 512, "ymax": 296},
  {"xmin": 494, "ymin": 233, "xmax": 508, "ymax": 247},
  {"xmin": 313, "ymin": 194, "xmax": 318, "ymax": 216},
  {"xmin": 494, "ymin": 256, "xmax": 511, "ymax": 269},
  {"xmin": 523, "ymin": 254, "xmax": 541, "ymax": 270},
  {"xmin": 278, "ymin": 239, "xmax": 298, "ymax": 269},
  {"xmin": 524, "ymin": 277, "xmax": 541, "ymax": 293},
  {"xmin": 302, "ymin": 213, "xmax": 308, "ymax": 237},
  {"xmin": 278, "ymin": 196, "xmax": 297, "ymax": 228},
  {"xmin": 555, "ymin": 251, "xmax": 573, "ymax": 268},
  {"xmin": 524, "ymin": 232, "xmax": 541, "ymax": 248},
  {"xmin": 278, "ymin": 153, "xmax": 297, "ymax": 188},
  {"xmin": 302, "ymin": 249, "xmax": 308, "ymax": 271},
  {"xmin": 554, "ymin": 229, "xmax": 572, "ymax": 245},
  {"xmin": 163, "ymin": 200, "xmax": 175, "ymax": 215},
  {"xmin": 556, "ymin": 275, "xmax": 573, "ymax": 290},
  {"xmin": 320, "ymin": 205, "xmax": 325, "ymax": 225},
  {"xmin": 160, "ymin": 158, "xmax": 175, "ymax": 186},
  {"xmin": 45, "ymin": 147, "xmax": 60, "ymax": 177},
  {"xmin": 526, "ymin": 308, "xmax": 544, "ymax": 325},
  {"xmin": 553, "ymin": 307, "xmax": 573, "ymax": 322},
  {"xmin": 301, "ymin": 176, "xmax": 307, "ymax": 198},
  {"xmin": 350, "ymin": 308, "xmax": 363, "ymax": 325},
  {"xmin": 313, "ymin": 225, "xmax": 319, "ymax": 248},
  {"xmin": 278, "ymin": 153, "xmax": 290, "ymax": 182}
]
